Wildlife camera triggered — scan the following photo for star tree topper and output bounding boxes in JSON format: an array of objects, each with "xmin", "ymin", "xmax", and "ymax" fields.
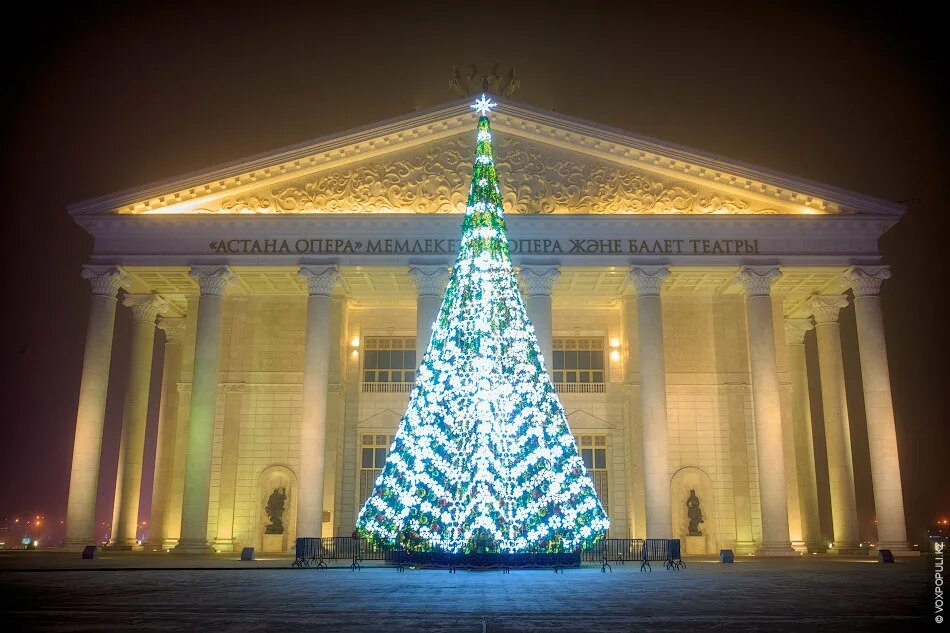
[{"xmin": 471, "ymin": 93, "xmax": 498, "ymax": 116}]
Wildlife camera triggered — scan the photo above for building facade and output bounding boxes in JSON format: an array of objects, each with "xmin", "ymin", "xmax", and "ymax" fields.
[{"xmin": 63, "ymin": 100, "xmax": 913, "ymax": 556}]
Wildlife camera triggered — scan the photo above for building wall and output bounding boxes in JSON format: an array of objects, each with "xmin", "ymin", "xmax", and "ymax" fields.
[
  {"xmin": 200, "ymin": 293, "xmax": 772, "ymax": 550},
  {"xmin": 205, "ymin": 296, "xmax": 307, "ymax": 549}
]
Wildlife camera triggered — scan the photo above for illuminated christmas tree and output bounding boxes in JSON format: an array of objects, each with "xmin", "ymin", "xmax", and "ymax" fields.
[{"xmin": 355, "ymin": 95, "xmax": 609, "ymax": 553}]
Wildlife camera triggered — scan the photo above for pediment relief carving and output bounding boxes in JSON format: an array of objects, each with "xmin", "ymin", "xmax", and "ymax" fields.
[{"xmin": 195, "ymin": 133, "xmax": 793, "ymax": 216}]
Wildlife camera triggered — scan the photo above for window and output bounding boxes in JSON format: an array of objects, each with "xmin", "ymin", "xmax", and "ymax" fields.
[
  {"xmin": 552, "ymin": 338, "xmax": 605, "ymax": 384},
  {"xmin": 362, "ymin": 337, "xmax": 416, "ymax": 385},
  {"xmin": 359, "ymin": 434, "xmax": 393, "ymax": 509},
  {"xmin": 576, "ymin": 434, "xmax": 608, "ymax": 516}
]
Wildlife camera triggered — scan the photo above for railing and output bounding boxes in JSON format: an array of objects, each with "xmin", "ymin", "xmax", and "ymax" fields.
[
  {"xmin": 361, "ymin": 381, "xmax": 607, "ymax": 395},
  {"xmin": 362, "ymin": 382, "xmax": 415, "ymax": 393},
  {"xmin": 581, "ymin": 538, "xmax": 645, "ymax": 562},
  {"xmin": 555, "ymin": 383, "xmax": 606, "ymax": 394},
  {"xmin": 294, "ymin": 536, "xmax": 682, "ymax": 568}
]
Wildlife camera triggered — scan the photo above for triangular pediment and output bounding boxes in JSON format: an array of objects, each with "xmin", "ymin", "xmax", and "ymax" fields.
[{"xmin": 68, "ymin": 100, "xmax": 903, "ymax": 218}]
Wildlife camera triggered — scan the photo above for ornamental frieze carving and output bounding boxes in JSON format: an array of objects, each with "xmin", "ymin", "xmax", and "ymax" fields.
[{"xmin": 199, "ymin": 133, "xmax": 781, "ymax": 215}]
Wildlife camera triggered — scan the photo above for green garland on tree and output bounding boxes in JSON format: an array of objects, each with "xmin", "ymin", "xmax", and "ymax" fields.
[{"xmin": 355, "ymin": 94, "xmax": 609, "ymax": 553}]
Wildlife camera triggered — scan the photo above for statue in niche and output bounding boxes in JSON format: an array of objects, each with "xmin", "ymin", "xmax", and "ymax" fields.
[
  {"xmin": 265, "ymin": 487, "xmax": 287, "ymax": 534},
  {"xmin": 686, "ymin": 489, "xmax": 704, "ymax": 536}
]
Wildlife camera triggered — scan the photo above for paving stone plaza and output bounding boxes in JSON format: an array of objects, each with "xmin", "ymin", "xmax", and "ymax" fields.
[{"xmin": 0, "ymin": 553, "xmax": 934, "ymax": 631}]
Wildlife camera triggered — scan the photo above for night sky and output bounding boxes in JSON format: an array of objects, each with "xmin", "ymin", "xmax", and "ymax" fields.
[{"xmin": 0, "ymin": 1, "xmax": 946, "ymax": 546}]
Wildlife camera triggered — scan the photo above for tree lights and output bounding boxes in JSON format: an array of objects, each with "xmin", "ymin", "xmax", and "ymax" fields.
[{"xmin": 355, "ymin": 95, "xmax": 609, "ymax": 553}]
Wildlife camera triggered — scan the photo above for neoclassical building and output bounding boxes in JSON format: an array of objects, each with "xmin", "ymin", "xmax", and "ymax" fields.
[{"xmin": 63, "ymin": 100, "xmax": 913, "ymax": 556}]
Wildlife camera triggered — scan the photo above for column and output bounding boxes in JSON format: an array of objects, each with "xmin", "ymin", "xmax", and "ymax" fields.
[
  {"xmin": 212, "ymin": 383, "xmax": 245, "ymax": 551},
  {"xmin": 620, "ymin": 296, "xmax": 645, "ymax": 539},
  {"xmin": 843, "ymin": 266, "xmax": 913, "ymax": 554},
  {"xmin": 173, "ymin": 266, "xmax": 234, "ymax": 553},
  {"xmin": 806, "ymin": 294, "xmax": 860, "ymax": 553},
  {"xmin": 784, "ymin": 318, "xmax": 823, "ymax": 552},
  {"xmin": 296, "ymin": 265, "xmax": 340, "ymax": 538},
  {"xmin": 519, "ymin": 265, "xmax": 561, "ymax": 370},
  {"xmin": 64, "ymin": 265, "xmax": 130, "ymax": 549},
  {"xmin": 629, "ymin": 265, "xmax": 671, "ymax": 539},
  {"xmin": 146, "ymin": 317, "xmax": 187, "ymax": 551},
  {"xmin": 408, "ymin": 265, "xmax": 450, "ymax": 362},
  {"xmin": 735, "ymin": 266, "xmax": 794, "ymax": 555},
  {"xmin": 109, "ymin": 294, "xmax": 168, "ymax": 548}
]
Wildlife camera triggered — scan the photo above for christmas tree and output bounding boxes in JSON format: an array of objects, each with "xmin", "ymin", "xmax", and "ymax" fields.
[{"xmin": 355, "ymin": 95, "xmax": 609, "ymax": 553}]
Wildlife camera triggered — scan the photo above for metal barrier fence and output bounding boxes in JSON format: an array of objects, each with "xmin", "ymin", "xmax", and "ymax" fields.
[
  {"xmin": 293, "ymin": 536, "xmax": 683, "ymax": 569},
  {"xmin": 580, "ymin": 538, "xmax": 645, "ymax": 562}
]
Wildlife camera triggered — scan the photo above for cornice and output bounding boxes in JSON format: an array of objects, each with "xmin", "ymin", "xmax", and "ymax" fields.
[
  {"xmin": 67, "ymin": 99, "xmax": 905, "ymax": 220},
  {"xmin": 73, "ymin": 210, "xmax": 897, "ymax": 236}
]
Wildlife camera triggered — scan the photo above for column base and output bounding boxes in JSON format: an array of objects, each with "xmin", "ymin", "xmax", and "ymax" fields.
[
  {"xmin": 830, "ymin": 543, "xmax": 867, "ymax": 556},
  {"xmin": 805, "ymin": 543, "xmax": 828, "ymax": 554},
  {"xmin": 876, "ymin": 542, "xmax": 920, "ymax": 557},
  {"xmin": 61, "ymin": 538, "xmax": 96, "ymax": 552},
  {"xmin": 212, "ymin": 538, "xmax": 236, "ymax": 553},
  {"xmin": 172, "ymin": 538, "xmax": 213, "ymax": 554},
  {"xmin": 106, "ymin": 537, "xmax": 142, "ymax": 551},
  {"xmin": 791, "ymin": 540, "xmax": 808, "ymax": 554},
  {"xmin": 734, "ymin": 540, "xmax": 757, "ymax": 556},
  {"xmin": 144, "ymin": 539, "xmax": 167, "ymax": 552},
  {"xmin": 756, "ymin": 542, "xmax": 798, "ymax": 557}
]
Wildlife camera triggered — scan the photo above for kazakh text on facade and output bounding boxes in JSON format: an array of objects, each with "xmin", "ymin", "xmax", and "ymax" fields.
[{"xmin": 209, "ymin": 237, "xmax": 761, "ymax": 256}]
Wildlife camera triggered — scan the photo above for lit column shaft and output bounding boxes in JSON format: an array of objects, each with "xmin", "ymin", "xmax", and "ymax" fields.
[
  {"xmin": 807, "ymin": 294, "xmax": 860, "ymax": 552},
  {"xmin": 736, "ymin": 266, "xmax": 794, "ymax": 555},
  {"xmin": 630, "ymin": 265, "xmax": 671, "ymax": 539},
  {"xmin": 409, "ymin": 265, "xmax": 450, "ymax": 362},
  {"xmin": 174, "ymin": 266, "xmax": 233, "ymax": 553},
  {"xmin": 110, "ymin": 294, "xmax": 168, "ymax": 548},
  {"xmin": 146, "ymin": 318, "xmax": 187, "ymax": 551},
  {"xmin": 621, "ymin": 294, "xmax": 645, "ymax": 538},
  {"xmin": 296, "ymin": 265, "xmax": 340, "ymax": 538},
  {"xmin": 844, "ymin": 266, "xmax": 912, "ymax": 552},
  {"xmin": 64, "ymin": 266, "xmax": 130, "ymax": 549},
  {"xmin": 519, "ymin": 265, "xmax": 560, "ymax": 372},
  {"xmin": 784, "ymin": 318, "xmax": 823, "ymax": 551}
]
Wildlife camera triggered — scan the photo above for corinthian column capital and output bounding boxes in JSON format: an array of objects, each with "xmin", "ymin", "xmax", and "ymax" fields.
[
  {"xmin": 806, "ymin": 295, "xmax": 849, "ymax": 324},
  {"xmin": 735, "ymin": 265, "xmax": 781, "ymax": 297},
  {"xmin": 843, "ymin": 265, "xmax": 891, "ymax": 298},
  {"xmin": 81, "ymin": 265, "xmax": 131, "ymax": 298},
  {"xmin": 409, "ymin": 265, "xmax": 451, "ymax": 297},
  {"xmin": 518, "ymin": 265, "xmax": 560, "ymax": 296},
  {"xmin": 628, "ymin": 265, "xmax": 670, "ymax": 297},
  {"xmin": 157, "ymin": 317, "xmax": 188, "ymax": 344},
  {"xmin": 784, "ymin": 318, "xmax": 814, "ymax": 346},
  {"xmin": 189, "ymin": 266, "xmax": 234, "ymax": 297},
  {"xmin": 299, "ymin": 265, "xmax": 340, "ymax": 296},
  {"xmin": 123, "ymin": 294, "xmax": 169, "ymax": 323}
]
